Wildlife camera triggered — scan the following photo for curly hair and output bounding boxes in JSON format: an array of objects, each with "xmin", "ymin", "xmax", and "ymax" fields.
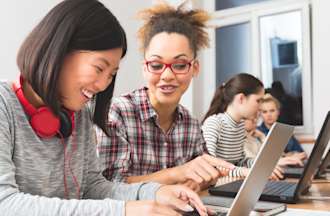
[{"xmin": 137, "ymin": 1, "xmax": 210, "ymax": 57}]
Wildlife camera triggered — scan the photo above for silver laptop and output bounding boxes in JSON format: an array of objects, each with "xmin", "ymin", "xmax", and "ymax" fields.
[{"xmin": 186, "ymin": 122, "xmax": 293, "ymax": 216}]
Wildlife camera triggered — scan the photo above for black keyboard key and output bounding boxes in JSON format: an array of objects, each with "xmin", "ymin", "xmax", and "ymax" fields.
[{"xmin": 182, "ymin": 209, "xmax": 227, "ymax": 216}]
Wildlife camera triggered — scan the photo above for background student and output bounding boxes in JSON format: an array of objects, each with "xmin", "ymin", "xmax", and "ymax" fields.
[
  {"xmin": 244, "ymin": 116, "xmax": 265, "ymax": 158},
  {"xmin": 244, "ymin": 116, "xmax": 304, "ymax": 167},
  {"xmin": 202, "ymin": 73, "xmax": 283, "ymax": 179},
  {"xmin": 0, "ymin": 1, "xmax": 208, "ymax": 215},
  {"xmin": 258, "ymin": 93, "xmax": 307, "ymax": 162},
  {"xmin": 96, "ymin": 2, "xmax": 235, "ymax": 192}
]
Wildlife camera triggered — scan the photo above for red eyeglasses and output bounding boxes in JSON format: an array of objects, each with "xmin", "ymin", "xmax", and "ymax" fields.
[{"xmin": 144, "ymin": 59, "xmax": 194, "ymax": 74}]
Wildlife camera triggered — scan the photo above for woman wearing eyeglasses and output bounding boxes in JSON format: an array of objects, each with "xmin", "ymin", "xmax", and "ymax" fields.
[{"xmin": 96, "ymin": 3, "xmax": 235, "ymax": 192}]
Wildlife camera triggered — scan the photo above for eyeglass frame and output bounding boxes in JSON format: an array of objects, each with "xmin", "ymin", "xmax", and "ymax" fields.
[{"xmin": 144, "ymin": 59, "xmax": 195, "ymax": 74}]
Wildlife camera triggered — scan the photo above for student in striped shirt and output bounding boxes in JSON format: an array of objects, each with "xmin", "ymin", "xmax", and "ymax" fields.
[{"xmin": 202, "ymin": 73, "xmax": 283, "ymax": 179}]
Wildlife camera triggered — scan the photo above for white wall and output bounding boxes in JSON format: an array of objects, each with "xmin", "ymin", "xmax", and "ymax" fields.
[
  {"xmin": 101, "ymin": 0, "xmax": 151, "ymax": 96},
  {"xmin": 0, "ymin": 0, "xmax": 60, "ymax": 81},
  {"xmin": 311, "ymin": 0, "xmax": 330, "ymax": 136}
]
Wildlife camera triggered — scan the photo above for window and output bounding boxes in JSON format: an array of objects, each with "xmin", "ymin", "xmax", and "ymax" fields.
[{"xmin": 197, "ymin": 0, "xmax": 312, "ymax": 134}]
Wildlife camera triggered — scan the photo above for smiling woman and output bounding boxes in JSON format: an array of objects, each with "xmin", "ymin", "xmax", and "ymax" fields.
[
  {"xmin": 57, "ymin": 49, "xmax": 122, "ymax": 111},
  {"xmin": 96, "ymin": 2, "xmax": 235, "ymax": 201}
]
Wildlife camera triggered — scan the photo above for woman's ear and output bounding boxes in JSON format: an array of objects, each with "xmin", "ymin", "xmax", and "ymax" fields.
[
  {"xmin": 142, "ymin": 62, "xmax": 148, "ymax": 79},
  {"xmin": 237, "ymin": 93, "xmax": 245, "ymax": 104},
  {"xmin": 192, "ymin": 60, "xmax": 200, "ymax": 77}
]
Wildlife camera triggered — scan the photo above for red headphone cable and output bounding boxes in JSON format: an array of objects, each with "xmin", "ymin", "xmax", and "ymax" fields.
[{"xmin": 59, "ymin": 129, "xmax": 80, "ymax": 200}]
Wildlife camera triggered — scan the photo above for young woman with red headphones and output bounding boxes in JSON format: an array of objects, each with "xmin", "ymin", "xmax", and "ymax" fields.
[{"xmin": 0, "ymin": 0, "xmax": 208, "ymax": 215}]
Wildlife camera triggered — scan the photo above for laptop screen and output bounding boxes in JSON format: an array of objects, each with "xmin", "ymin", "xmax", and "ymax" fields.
[
  {"xmin": 318, "ymin": 150, "xmax": 330, "ymax": 175},
  {"xmin": 295, "ymin": 111, "xmax": 330, "ymax": 196}
]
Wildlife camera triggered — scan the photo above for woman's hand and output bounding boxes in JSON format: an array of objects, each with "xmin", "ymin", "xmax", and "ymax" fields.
[
  {"xmin": 183, "ymin": 178, "xmax": 218, "ymax": 192},
  {"xmin": 240, "ymin": 167, "xmax": 250, "ymax": 177},
  {"xmin": 182, "ymin": 179, "xmax": 201, "ymax": 192},
  {"xmin": 277, "ymin": 156, "xmax": 304, "ymax": 167},
  {"xmin": 253, "ymin": 129, "xmax": 266, "ymax": 142},
  {"xmin": 125, "ymin": 200, "xmax": 182, "ymax": 216},
  {"xmin": 156, "ymin": 184, "xmax": 210, "ymax": 216},
  {"xmin": 269, "ymin": 165, "xmax": 284, "ymax": 180},
  {"xmin": 174, "ymin": 154, "xmax": 235, "ymax": 185},
  {"xmin": 278, "ymin": 152, "xmax": 307, "ymax": 167},
  {"xmin": 126, "ymin": 184, "xmax": 210, "ymax": 216}
]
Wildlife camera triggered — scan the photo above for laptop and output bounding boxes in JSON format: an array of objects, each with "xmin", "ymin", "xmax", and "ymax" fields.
[
  {"xmin": 317, "ymin": 149, "xmax": 330, "ymax": 176},
  {"xmin": 184, "ymin": 122, "xmax": 293, "ymax": 216},
  {"xmin": 283, "ymin": 111, "xmax": 330, "ymax": 178},
  {"xmin": 209, "ymin": 111, "xmax": 330, "ymax": 204}
]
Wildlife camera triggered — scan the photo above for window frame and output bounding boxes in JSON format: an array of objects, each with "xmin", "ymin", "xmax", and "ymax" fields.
[{"xmin": 197, "ymin": 0, "xmax": 312, "ymax": 134}]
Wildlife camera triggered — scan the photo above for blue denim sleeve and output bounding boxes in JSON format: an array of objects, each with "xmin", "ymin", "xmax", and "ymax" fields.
[{"xmin": 285, "ymin": 136, "xmax": 304, "ymax": 152}]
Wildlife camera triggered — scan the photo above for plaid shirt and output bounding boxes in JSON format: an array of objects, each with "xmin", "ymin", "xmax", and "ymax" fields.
[{"xmin": 96, "ymin": 87, "xmax": 207, "ymax": 182}]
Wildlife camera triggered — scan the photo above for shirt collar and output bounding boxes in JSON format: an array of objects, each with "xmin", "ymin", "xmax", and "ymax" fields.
[
  {"xmin": 137, "ymin": 87, "xmax": 184, "ymax": 122},
  {"xmin": 224, "ymin": 112, "xmax": 243, "ymax": 127}
]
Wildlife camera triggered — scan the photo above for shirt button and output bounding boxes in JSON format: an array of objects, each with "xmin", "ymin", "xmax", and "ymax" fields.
[
  {"xmin": 163, "ymin": 164, "xmax": 167, "ymax": 169},
  {"xmin": 164, "ymin": 142, "xmax": 168, "ymax": 147}
]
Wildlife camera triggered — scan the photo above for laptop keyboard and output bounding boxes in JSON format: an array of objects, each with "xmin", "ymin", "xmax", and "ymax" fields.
[
  {"xmin": 214, "ymin": 179, "xmax": 297, "ymax": 197},
  {"xmin": 284, "ymin": 167, "xmax": 304, "ymax": 175},
  {"xmin": 183, "ymin": 209, "xmax": 227, "ymax": 216},
  {"xmin": 262, "ymin": 181, "xmax": 297, "ymax": 196}
]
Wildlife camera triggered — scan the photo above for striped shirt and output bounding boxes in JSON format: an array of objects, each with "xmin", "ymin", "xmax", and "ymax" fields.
[
  {"xmin": 96, "ymin": 87, "xmax": 207, "ymax": 182},
  {"xmin": 202, "ymin": 113, "xmax": 254, "ymax": 177}
]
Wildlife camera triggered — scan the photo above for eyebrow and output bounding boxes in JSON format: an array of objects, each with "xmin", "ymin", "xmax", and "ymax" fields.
[
  {"xmin": 149, "ymin": 54, "xmax": 189, "ymax": 59},
  {"xmin": 96, "ymin": 57, "xmax": 110, "ymax": 67},
  {"xmin": 96, "ymin": 57, "xmax": 120, "ymax": 72}
]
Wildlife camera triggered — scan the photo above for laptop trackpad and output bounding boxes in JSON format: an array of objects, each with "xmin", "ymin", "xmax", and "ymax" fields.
[{"xmin": 202, "ymin": 196, "xmax": 285, "ymax": 212}]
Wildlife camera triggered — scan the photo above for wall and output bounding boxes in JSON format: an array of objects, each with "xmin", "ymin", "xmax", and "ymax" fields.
[
  {"xmin": 101, "ymin": 0, "xmax": 151, "ymax": 96},
  {"xmin": 311, "ymin": 0, "xmax": 330, "ymax": 136},
  {"xmin": 0, "ymin": 0, "xmax": 59, "ymax": 81}
]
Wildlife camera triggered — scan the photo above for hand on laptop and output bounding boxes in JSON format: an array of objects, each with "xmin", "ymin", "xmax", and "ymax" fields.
[
  {"xmin": 126, "ymin": 184, "xmax": 209, "ymax": 216},
  {"xmin": 269, "ymin": 165, "xmax": 284, "ymax": 180},
  {"xmin": 156, "ymin": 184, "xmax": 209, "ymax": 216},
  {"xmin": 182, "ymin": 179, "xmax": 201, "ymax": 192},
  {"xmin": 285, "ymin": 151, "xmax": 308, "ymax": 160},
  {"xmin": 175, "ymin": 154, "xmax": 235, "ymax": 188},
  {"xmin": 277, "ymin": 155, "xmax": 304, "ymax": 167}
]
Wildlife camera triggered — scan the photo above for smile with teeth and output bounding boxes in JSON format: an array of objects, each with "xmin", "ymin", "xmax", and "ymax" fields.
[
  {"xmin": 159, "ymin": 85, "xmax": 177, "ymax": 93},
  {"xmin": 82, "ymin": 89, "xmax": 94, "ymax": 99}
]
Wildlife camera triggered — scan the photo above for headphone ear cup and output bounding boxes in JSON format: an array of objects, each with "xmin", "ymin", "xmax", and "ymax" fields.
[
  {"xmin": 58, "ymin": 110, "xmax": 73, "ymax": 138},
  {"xmin": 30, "ymin": 107, "xmax": 60, "ymax": 138}
]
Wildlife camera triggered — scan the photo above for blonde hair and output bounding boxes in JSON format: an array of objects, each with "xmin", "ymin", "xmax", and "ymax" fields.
[
  {"xmin": 137, "ymin": 1, "xmax": 210, "ymax": 56},
  {"xmin": 261, "ymin": 93, "xmax": 281, "ymax": 110}
]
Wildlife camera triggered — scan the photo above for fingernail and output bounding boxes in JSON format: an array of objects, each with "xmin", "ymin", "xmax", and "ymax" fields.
[{"xmin": 184, "ymin": 204, "xmax": 194, "ymax": 212}]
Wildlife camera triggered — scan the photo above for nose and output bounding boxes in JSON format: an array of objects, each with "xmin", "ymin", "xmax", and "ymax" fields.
[
  {"xmin": 94, "ymin": 75, "xmax": 112, "ymax": 92},
  {"xmin": 160, "ymin": 66, "xmax": 175, "ymax": 81}
]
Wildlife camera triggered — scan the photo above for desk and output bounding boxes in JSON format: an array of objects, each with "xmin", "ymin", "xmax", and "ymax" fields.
[
  {"xmin": 287, "ymin": 180, "xmax": 330, "ymax": 211},
  {"xmin": 201, "ymin": 177, "xmax": 330, "ymax": 211}
]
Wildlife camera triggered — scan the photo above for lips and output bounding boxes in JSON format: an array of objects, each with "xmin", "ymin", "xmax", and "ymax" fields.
[{"xmin": 158, "ymin": 84, "xmax": 178, "ymax": 94}]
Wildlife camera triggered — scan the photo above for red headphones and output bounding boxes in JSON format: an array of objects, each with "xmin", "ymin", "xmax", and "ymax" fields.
[{"xmin": 13, "ymin": 76, "xmax": 74, "ymax": 138}]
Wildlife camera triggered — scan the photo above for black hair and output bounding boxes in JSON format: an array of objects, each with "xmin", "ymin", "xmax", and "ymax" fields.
[{"xmin": 17, "ymin": 0, "xmax": 127, "ymax": 136}]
